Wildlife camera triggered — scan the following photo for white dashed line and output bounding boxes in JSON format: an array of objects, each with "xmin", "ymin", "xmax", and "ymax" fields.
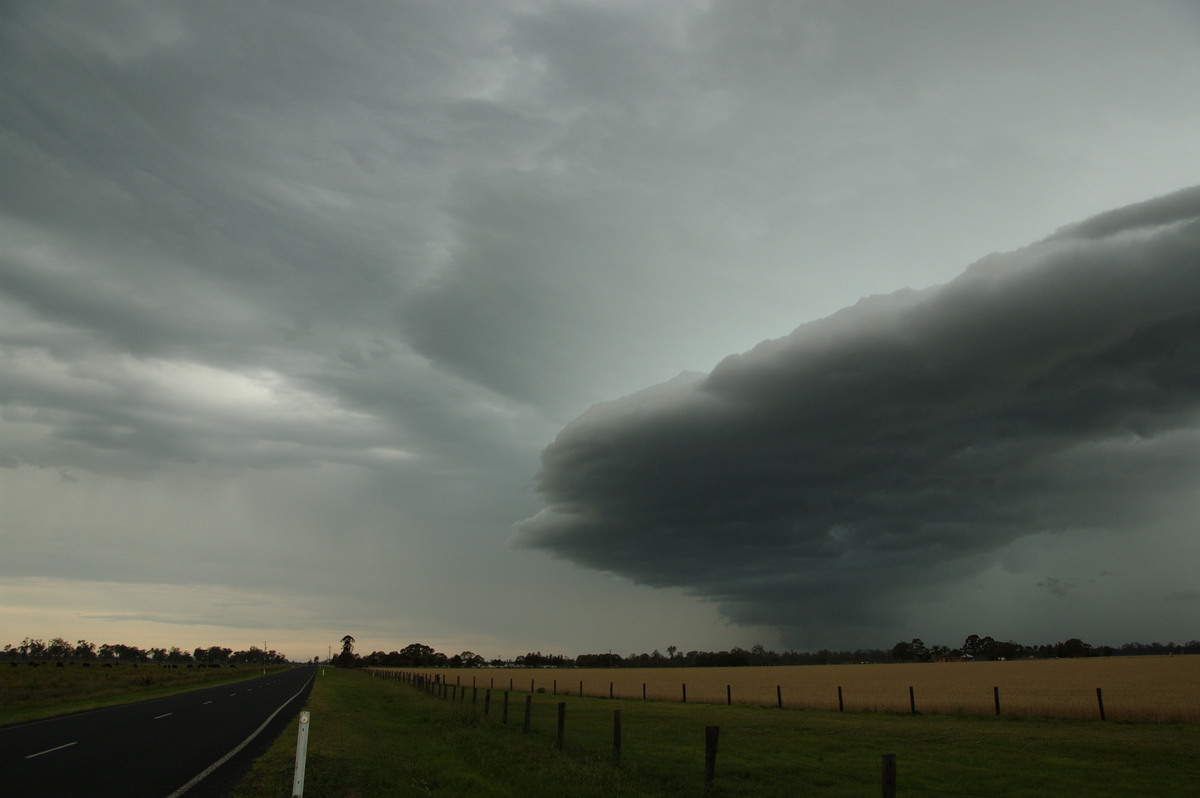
[
  {"xmin": 154, "ymin": 713, "xmax": 174, "ymax": 720},
  {"xmin": 25, "ymin": 742, "xmax": 77, "ymax": 759}
]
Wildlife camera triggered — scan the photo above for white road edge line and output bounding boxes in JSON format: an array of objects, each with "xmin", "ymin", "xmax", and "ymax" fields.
[
  {"xmin": 166, "ymin": 672, "xmax": 314, "ymax": 798},
  {"xmin": 25, "ymin": 741, "xmax": 77, "ymax": 759},
  {"xmin": 155, "ymin": 713, "xmax": 174, "ymax": 719}
]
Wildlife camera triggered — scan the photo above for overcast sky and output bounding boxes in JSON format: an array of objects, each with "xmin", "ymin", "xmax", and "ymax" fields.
[{"xmin": 3, "ymin": 1, "xmax": 1200, "ymax": 662}]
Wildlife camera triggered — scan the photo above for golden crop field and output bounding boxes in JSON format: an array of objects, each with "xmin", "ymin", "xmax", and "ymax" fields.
[{"xmin": 401, "ymin": 655, "xmax": 1200, "ymax": 723}]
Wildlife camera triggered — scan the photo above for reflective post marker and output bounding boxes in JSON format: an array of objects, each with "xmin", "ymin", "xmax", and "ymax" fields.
[{"xmin": 292, "ymin": 711, "xmax": 311, "ymax": 798}]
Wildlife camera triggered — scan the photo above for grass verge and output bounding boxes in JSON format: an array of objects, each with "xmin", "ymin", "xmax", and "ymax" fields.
[
  {"xmin": 0, "ymin": 664, "xmax": 291, "ymax": 727},
  {"xmin": 231, "ymin": 669, "xmax": 1200, "ymax": 797}
]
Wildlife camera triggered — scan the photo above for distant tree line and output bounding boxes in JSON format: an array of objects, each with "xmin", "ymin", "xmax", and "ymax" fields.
[
  {"xmin": 888, "ymin": 635, "xmax": 1200, "ymax": 662},
  {"xmin": 1, "ymin": 637, "xmax": 287, "ymax": 665},
  {"xmin": 334, "ymin": 637, "xmax": 498, "ymax": 669},
  {"xmin": 331, "ymin": 635, "xmax": 1200, "ymax": 670}
]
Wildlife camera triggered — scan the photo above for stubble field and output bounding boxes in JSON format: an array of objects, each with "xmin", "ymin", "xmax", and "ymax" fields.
[{"xmin": 410, "ymin": 655, "xmax": 1200, "ymax": 723}]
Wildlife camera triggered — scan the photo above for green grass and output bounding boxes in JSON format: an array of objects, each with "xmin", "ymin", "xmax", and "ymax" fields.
[
  {"xmin": 232, "ymin": 670, "xmax": 1200, "ymax": 797},
  {"xmin": 0, "ymin": 663, "xmax": 290, "ymax": 726}
]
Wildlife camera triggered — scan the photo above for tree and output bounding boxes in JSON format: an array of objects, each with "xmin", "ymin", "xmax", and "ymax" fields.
[
  {"xmin": 46, "ymin": 637, "xmax": 73, "ymax": 659},
  {"xmin": 576, "ymin": 652, "xmax": 622, "ymax": 668},
  {"xmin": 399, "ymin": 643, "xmax": 436, "ymax": 666},
  {"xmin": 102, "ymin": 643, "xmax": 148, "ymax": 662},
  {"xmin": 334, "ymin": 635, "xmax": 358, "ymax": 667},
  {"xmin": 456, "ymin": 651, "xmax": 485, "ymax": 668},
  {"xmin": 890, "ymin": 639, "xmax": 928, "ymax": 662},
  {"xmin": 194, "ymin": 645, "xmax": 232, "ymax": 666},
  {"xmin": 1053, "ymin": 638, "xmax": 1092, "ymax": 658},
  {"xmin": 21, "ymin": 638, "xmax": 47, "ymax": 658}
]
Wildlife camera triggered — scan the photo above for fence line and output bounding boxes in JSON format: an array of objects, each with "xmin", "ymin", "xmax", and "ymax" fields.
[
  {"xmin": 365, "ymin": 668, "xmax": 1025, "ymax": 797},
  {"xmin": 369, "ymin": 667, "xmax": 1133, "ymax": 723}
]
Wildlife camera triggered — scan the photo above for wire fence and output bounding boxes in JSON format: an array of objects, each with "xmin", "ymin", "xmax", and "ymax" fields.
[{"xmin": 366, "ymin": 669, "xmax": 1044, "ymax": 797}]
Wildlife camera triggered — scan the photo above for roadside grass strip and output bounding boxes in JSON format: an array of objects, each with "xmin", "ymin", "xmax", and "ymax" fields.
[
  {"xmin": 230, "ymin": 669, "xmax": 1200, "ymax": 798},
  {"xmin": 0, "ymin": 665, "xmax": 293, "ymax": 727}
]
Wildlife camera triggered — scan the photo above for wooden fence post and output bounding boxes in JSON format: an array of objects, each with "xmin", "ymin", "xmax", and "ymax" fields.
[
  {"xmin": 909, "ymin": 686, "xmax": 917, "ymax": 715},
  {"xmin": 484, "ymin": 689, "xmax": 491, "ymax": 716},
  {"xmin": 579, "ymin": 680, "xmax": 583, "ymax": 697},
  {"xmin": 837, "ymin": 685, "xmax": 844, "ymax": 712},
  {"xmin": 613, "ymin": 709, "xmax": 622, "ymax": 764},
  {"xmin": 642, "ymin": 683, "xmax": 646, "ymax": 700},
  {"xmin": 776, "ymin": 685, "xmax": 782, "ymax": 708},
  {"xmin": 881, "ymin": 753, "xmax": 897, "ymax": 798},
  {"xmin": 994, "ymin": 686, "xmax": 1001, "ymax": 716},
  {"xmin": 610, "ymin": 681, "xmax": 614, "ymax": 699},
  {"xmin": 523, "ymin": 694, "xmax": 532, "ymax": 733},
  {"xmin": 682, "ymin": 683, "xmax": 687, "ymax": 703},
  {"xmin": 557, "ymin": 702, "xmax": 566, "ymax": 750},
  {"xmin": 1096, "ymin": 687, "xmax": 1106, "ymax": 721},
  {"xmin": 726, "ymin": 684, "xmax": 731, "ymax": 706},
  {"xmin": 704, "ymin": 726, "xmax": 720, "ymax": 791}
]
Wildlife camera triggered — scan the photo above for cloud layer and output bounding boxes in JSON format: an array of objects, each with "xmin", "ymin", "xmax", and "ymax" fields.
[
  {"xmin": 4, "ymin": 1, "xmax": 1200, "ymax": 657},
  {"xmin": 516, "ymin": 186, "xmax": 1200, "ymax": 645}
]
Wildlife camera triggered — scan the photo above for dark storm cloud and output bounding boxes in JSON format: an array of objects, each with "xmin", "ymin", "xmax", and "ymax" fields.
[
  {"xmin": 4, "ymin": 0, "xmax": 1200, "ymax": 656},
  {"xmin": 515, "ymin": 186, "xmax": 1200, "ymax": 641}
]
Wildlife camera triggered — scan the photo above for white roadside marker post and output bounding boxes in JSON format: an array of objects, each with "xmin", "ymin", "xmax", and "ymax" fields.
[{"xmin": 292, "ymin": 711, "xmax": 311, "ymax": 798}]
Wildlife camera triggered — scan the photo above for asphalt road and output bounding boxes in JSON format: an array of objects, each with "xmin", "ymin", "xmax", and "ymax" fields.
[{"xmin": 1, "ymin": 665, "xmax": 315, "ymax": 798}]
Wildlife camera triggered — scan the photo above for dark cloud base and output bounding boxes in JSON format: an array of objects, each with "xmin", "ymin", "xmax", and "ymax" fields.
[{"xmin": 516, "ymin": 186, "xmax": 1200, "ymax": 644}]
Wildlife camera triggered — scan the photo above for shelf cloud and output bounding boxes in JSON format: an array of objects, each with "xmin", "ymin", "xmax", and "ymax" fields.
[{"xmin": 516, "ymin": 186, "xmax": 1200, "ymax": 644}]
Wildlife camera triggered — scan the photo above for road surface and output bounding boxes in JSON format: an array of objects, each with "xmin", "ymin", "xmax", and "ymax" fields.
[{"xmin": 1, "ymin": 665, "xmax": 315, "ymax": 798}]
